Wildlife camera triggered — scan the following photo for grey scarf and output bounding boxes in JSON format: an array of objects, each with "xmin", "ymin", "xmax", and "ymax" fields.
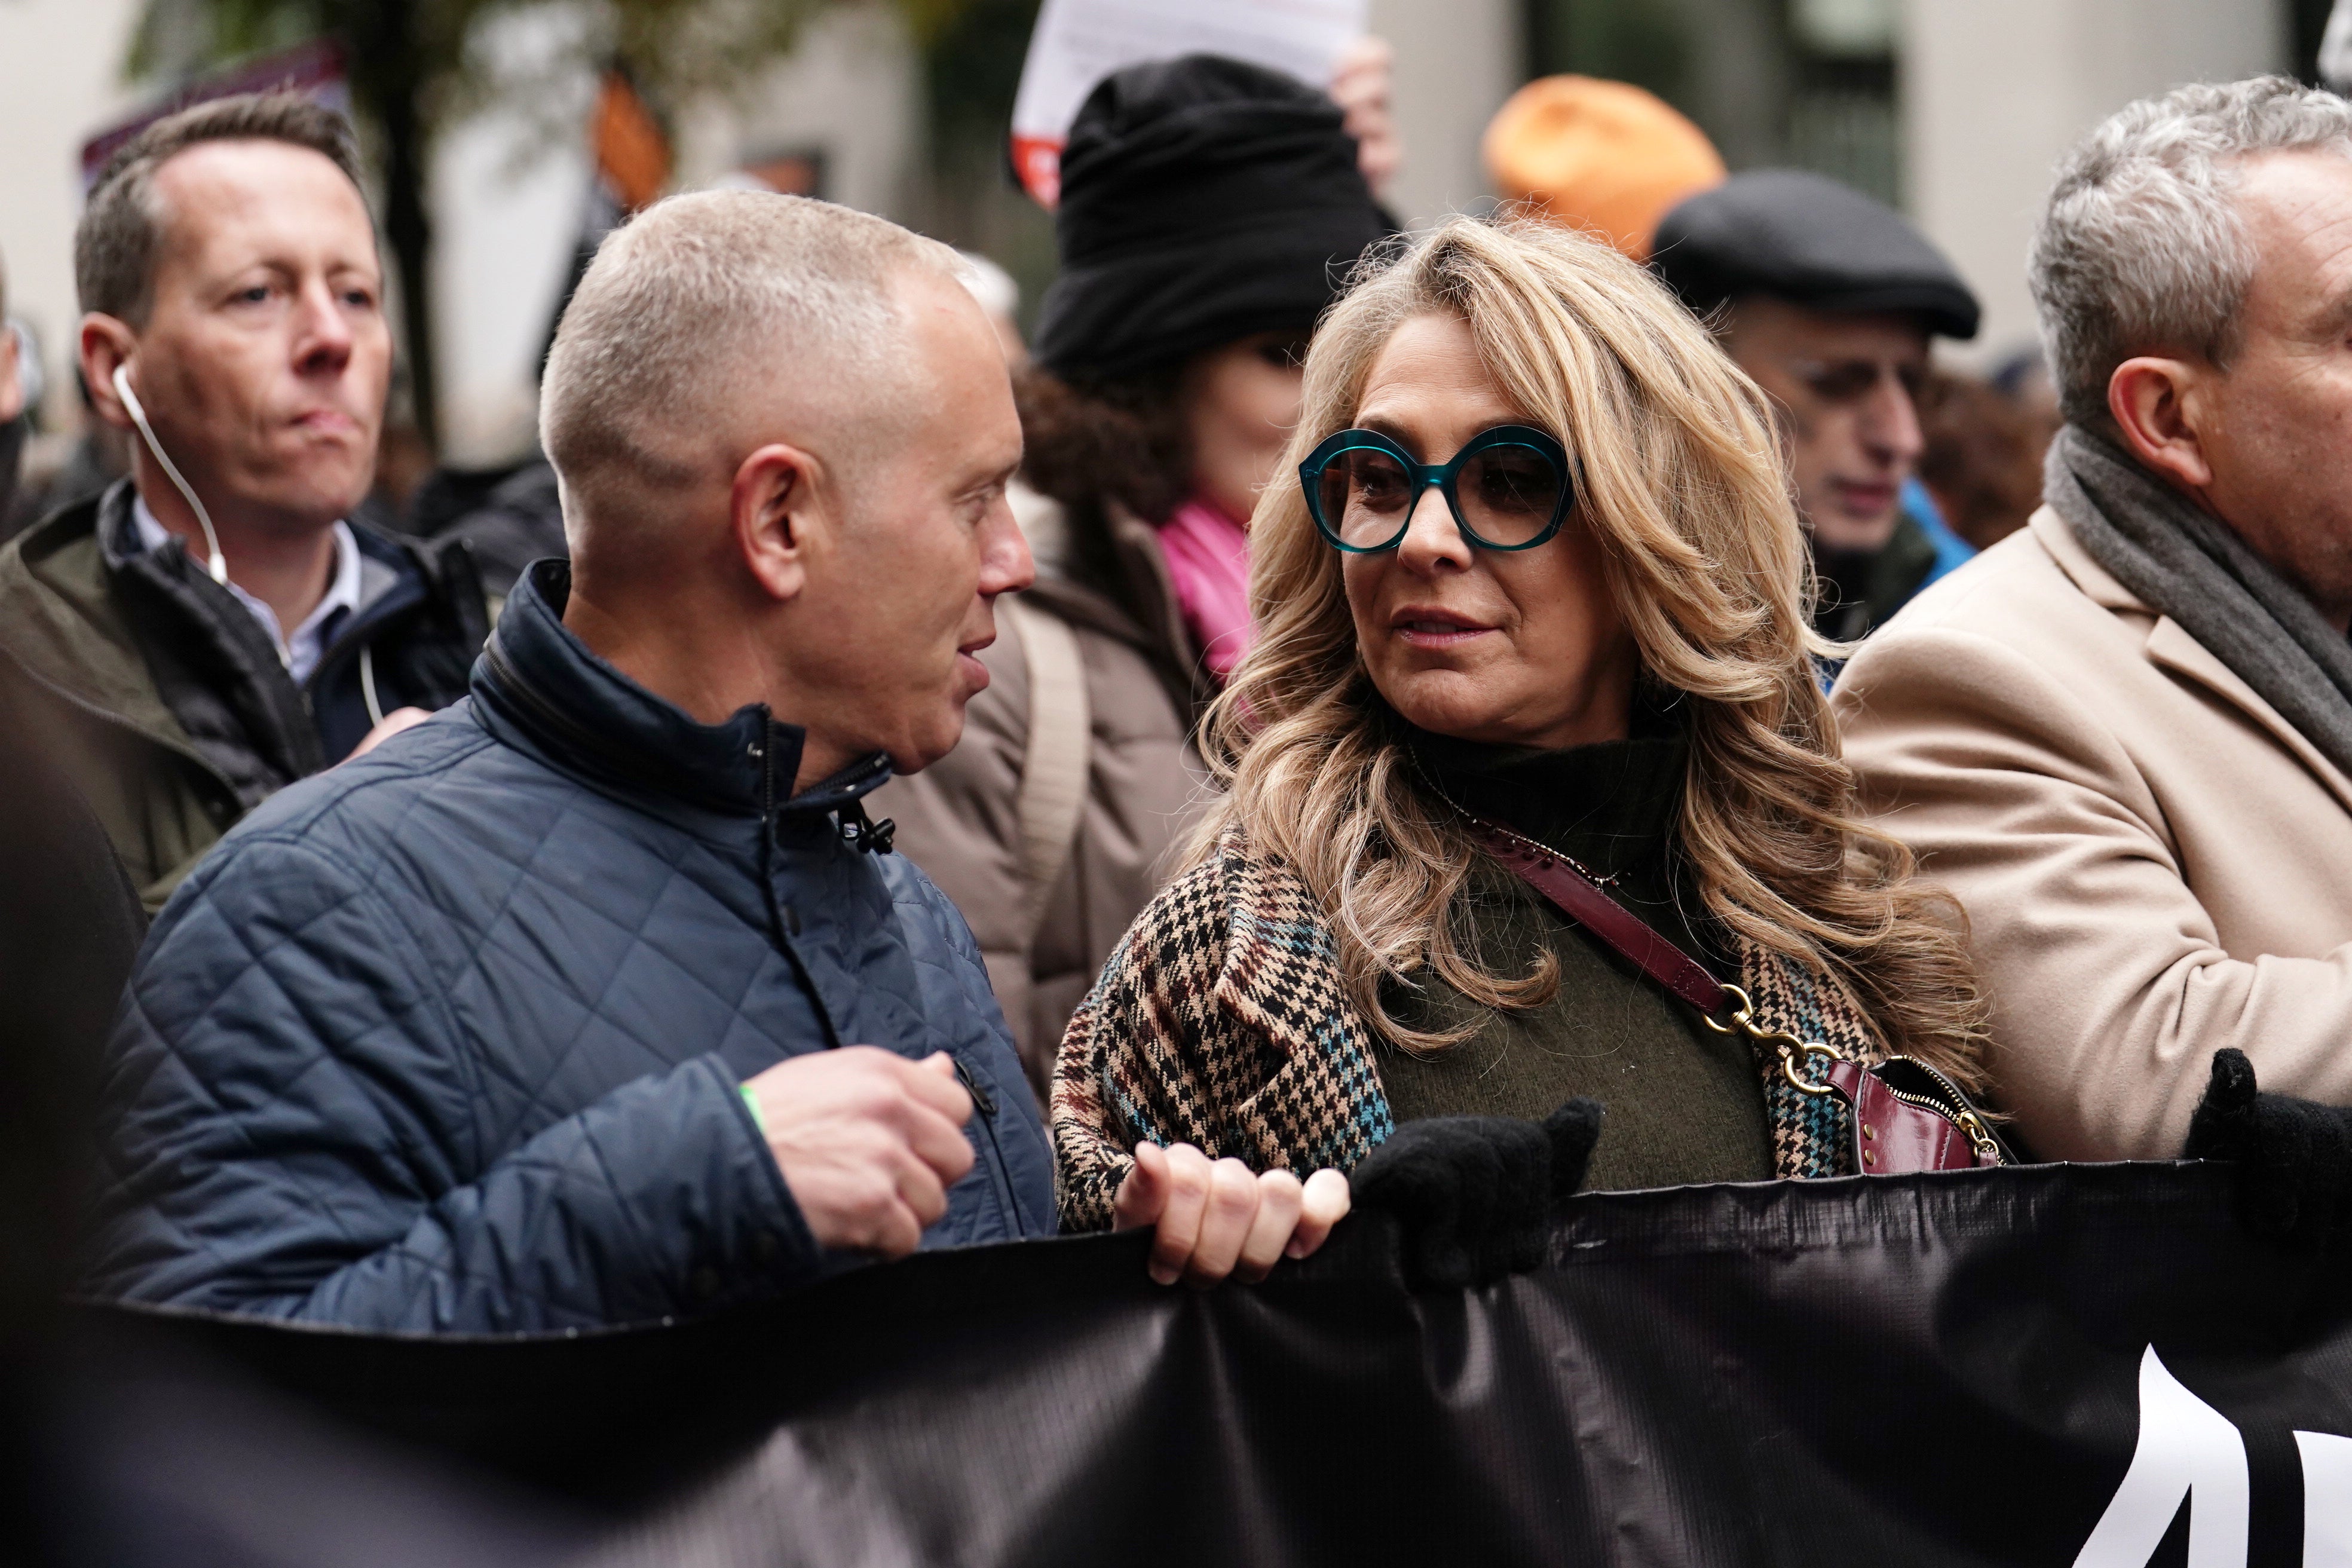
[{"xmin": 2046, "ymin": 424, "xmax": 2352, "ymax": 780}]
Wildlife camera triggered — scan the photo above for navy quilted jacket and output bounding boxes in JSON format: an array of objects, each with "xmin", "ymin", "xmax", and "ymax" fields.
[{"xmin": 79, "ymin": 562, "xmax": 1056, "ymax": 1332}]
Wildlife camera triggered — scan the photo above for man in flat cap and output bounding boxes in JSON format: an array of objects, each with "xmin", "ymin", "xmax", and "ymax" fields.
[{"xmin": 1653, "ymin": 169, "xmax": 1980, "ymax": 644}]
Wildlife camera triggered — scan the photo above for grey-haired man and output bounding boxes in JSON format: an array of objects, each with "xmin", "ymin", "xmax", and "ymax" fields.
[{"xmin": 1834, "ymin": 77, "xmax": 2352, "ymax": 1162}]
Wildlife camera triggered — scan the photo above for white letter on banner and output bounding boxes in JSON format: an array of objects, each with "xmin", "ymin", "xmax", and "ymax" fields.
[
  {"xmin": 2074, "ymin": 1346, "xmax": 2250, "ymax": 1568},
  {"xmin": 2298, "ymin": 1430, "xmax": 2352, "ymax": 1566}
]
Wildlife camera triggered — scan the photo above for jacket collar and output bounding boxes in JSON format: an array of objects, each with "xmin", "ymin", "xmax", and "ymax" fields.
[
  {"xmin": 2028, "ymin": 503, "xmax": 2148, "ymax": 615},
  {"xmin": 0, "ymin": 482, "xmax": 212, "ymax": 764},
  {"xmin": 1015, "ymin": 485, "xmax": 1218, "ymax": 722},
  {"xmin": 105, "ymin": 482, "xmax": 424, "ymax": 648},
  {"xmin": 1104, "ymin": 501, "xmax": 1220, "ymax": 721},
  {"xmin": 473, "ymin": 560, "xmax": 892, "ymax": 822},
  {"xmin": 2029, "ymin": 503, "xmax": 2352, "ymax": 816},
  {"xmin": 99, "ymin": 482, "xmax": 327, "ymax": 786}
]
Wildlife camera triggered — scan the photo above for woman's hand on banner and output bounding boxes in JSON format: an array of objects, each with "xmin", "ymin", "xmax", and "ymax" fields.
[{"xmin": 1114, "ymin": 1141, "xmax": 1351, "ymax": 1286}]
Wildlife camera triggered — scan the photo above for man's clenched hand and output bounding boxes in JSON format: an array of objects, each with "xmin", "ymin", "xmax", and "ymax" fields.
[{"xmin": 744, "ymin": 1048, "xmax": 975, "ymax": 1257}]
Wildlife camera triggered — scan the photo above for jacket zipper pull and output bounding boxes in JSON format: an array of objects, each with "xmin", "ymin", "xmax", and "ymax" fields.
[{"xmin": 952, "ymin": 1056, "xmax": 996, "ymax": 1119}]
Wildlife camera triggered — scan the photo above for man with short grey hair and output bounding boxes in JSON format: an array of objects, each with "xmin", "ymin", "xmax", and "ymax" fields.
[
  {"xmin": 1833, "ymin": 76, "xmax": 2352, "ymax": 1161},
  {"xmin": 78, "ymin": 189, "xmax": 1054, "ymax": 1330}
]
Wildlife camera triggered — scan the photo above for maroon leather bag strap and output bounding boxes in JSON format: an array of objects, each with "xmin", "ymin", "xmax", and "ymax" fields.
[
  {"xmin": 1470, "ymin": 814, "xmax": 2008, "ymax": 1175},
  {"xmin": 1463, "ymin": 820, "xmax": 1726, "ymax": 1016}
]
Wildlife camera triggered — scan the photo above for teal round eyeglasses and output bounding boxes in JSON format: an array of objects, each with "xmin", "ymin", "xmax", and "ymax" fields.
[{"xmin": 1298, "ymin": 424, "xmax": 1575, "ymax": 553}]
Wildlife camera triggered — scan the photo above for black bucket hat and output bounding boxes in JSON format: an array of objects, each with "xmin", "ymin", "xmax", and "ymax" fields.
[
  {"xmin": 1650, "ymin": 169, "xmax": 1980, "ymax": 341},
  {"xmin": 1031, "ymin": 54, "xmax": 1395, "ymax": 383}
]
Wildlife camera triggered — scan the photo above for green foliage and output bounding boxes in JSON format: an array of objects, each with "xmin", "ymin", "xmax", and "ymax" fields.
[
  {"xmin": 1527, "ymin": 0, "xmax": 1693, "ymax": 106},
  {"xmin": 920, "ymin": 0, "xmax": 1033, "ymax": 154},
  {"xmin": 911, "ymin": 0, "xmax": 1051, "ymax": 328}
]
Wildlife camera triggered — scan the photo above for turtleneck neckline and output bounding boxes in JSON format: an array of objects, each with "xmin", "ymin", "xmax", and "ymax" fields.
[{"xmin": 1396, "ymin": 700, "xmax": 1687, "ymax": 874}]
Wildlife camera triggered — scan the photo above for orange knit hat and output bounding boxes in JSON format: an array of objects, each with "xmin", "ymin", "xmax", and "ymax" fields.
[{"xmin": 1483, "ymin": 76, "xmax": 1726, "ymax": 262}]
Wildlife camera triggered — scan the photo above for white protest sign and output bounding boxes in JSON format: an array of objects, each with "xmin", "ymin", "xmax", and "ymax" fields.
[{"xmin": 1009, "ymin": 0, "xmax": 1367, "ymax": 206}]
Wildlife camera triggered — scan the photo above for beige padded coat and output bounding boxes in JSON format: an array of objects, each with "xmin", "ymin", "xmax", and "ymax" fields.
[{"xmin": 1832, "ymin": 505, "xmax": 2352, "ymax": 1162}]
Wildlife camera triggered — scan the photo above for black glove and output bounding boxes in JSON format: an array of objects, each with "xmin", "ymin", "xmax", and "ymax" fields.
[
  {"xmin": 1348, "ymin": 1100, "xmax": 1604, "ymax": 1289},
  {"xmin": 2184, "ymin": 1048, "xmax": 2352, "ymax": 1246}
]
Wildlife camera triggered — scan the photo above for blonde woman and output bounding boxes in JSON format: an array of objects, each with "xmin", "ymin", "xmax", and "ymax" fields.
[{"xmin": 1052, "ymin": 216, "xmax": 1990, "ymax": 1287}]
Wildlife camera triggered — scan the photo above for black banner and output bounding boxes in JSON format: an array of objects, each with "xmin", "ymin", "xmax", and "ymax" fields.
[{"xmin": 88, "ymin": 1163, "xmax": 2352, "ymax": 1566}]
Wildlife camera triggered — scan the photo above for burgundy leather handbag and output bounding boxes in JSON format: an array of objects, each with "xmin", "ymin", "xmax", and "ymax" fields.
[{"xmin": 1465, "ymin": 820, "xmax": 2009, "ymax": 1176}]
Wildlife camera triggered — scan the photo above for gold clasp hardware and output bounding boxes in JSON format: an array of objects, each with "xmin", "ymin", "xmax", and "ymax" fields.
[
  {"xmin": 1699, "ymin": 982, "xmax": 1756, "ymax": 1037},
  {"xmin": 1952, "ymin": 1108, "xmax": 2002, "ymax": 1162},
  {"xmin": 1704, "ymin": 983, "xmax": 1842, "ymax": 1095},
  {"xmin": 1777, "ymin": 1041, "xmax": 1843, "ymax": 1096}
]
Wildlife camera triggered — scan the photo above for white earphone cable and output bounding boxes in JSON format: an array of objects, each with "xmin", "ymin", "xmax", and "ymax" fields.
[
  {"xmin": 359, "ymin": 644, "xmax": 385, "ymax": 728},
  {"xmin": 111, "ymin": 363, "xmax": 228, "ymax": 584}
]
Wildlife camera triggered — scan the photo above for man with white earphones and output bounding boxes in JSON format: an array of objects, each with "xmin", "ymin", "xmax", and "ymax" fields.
[{"xmin": 0, "ymin": 93, "xmax": 487, "ymax": 910}]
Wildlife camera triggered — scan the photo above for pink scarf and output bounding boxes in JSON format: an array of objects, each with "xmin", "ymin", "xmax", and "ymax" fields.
[{"xmin": 1154, "ymin": 495, "xmax": 1253, "ymax": 681}]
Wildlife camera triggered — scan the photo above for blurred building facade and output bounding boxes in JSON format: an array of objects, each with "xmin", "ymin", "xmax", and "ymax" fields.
[
  {"xmin": 1907, "ymin": 0, "xmax": 2290, "ymax": 362},
  {"xmin": 0, "ymin": 0, "xmax": 2308, "ymax": 464},
  {"xmin": 1532, "ymin": 0, "xmax": 2294, "ymax": 361}
]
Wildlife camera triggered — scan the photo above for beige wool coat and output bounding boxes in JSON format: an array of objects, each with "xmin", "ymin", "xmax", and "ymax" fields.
[{"xmin": 1832, "ymin": 505, "xmax": 2352, "ymax": 1161}]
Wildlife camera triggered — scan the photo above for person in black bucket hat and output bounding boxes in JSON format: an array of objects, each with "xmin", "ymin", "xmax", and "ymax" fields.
[
  {"xmin": 1032, "ymin": 54, "xmax": 1395, "ymax": 379},
  {"xmin": 874, "ymin": 50, "xmax": 1397, "ymax": 1094},
  {"xmin": 1652, "ymin": 169, "xmax": 1982, "ymax": 653}
]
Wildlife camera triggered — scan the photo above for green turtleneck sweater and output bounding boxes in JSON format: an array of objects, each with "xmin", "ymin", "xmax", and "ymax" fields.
[{"xmin": 1376, "ymin": 718, "xmax": 1775, "ymax": 1190}]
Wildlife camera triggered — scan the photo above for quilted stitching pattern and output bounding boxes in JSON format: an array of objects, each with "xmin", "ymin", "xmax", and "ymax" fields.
[
  {"xmin": 1051, "ymin": 829, "xmax": 1884, "ymax": 1229},
  {"xmin": 82, "ymin": 695, "xmax": 1054, "ymax": 1333}
]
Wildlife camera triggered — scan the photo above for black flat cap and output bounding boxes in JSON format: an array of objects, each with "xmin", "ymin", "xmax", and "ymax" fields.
[
  {"xmin": 1031, "ymin": 54, "xmax": 1394, "ymax": 382},
  {"xmin": 1651, "ymin": 169, "xmax": 1980, "ymax": 340}
]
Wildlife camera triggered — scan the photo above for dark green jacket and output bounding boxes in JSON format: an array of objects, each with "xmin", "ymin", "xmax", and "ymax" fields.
[
  {"xmin": 0, "ymin": 482, "xmax": 486, "ymax": 909},
  {"xmin": 1377, "ymin": 728, "xmax": 1775, "ymax": 1190}
]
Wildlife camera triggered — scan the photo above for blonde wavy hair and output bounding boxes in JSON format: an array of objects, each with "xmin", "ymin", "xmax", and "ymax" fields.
[{"xmin": 1190, "ymin": 215, "xmax": 1989, "ymax": 1086}]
